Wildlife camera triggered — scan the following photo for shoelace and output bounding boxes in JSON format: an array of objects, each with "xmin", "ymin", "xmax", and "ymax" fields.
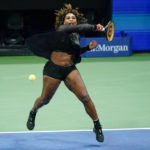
[
  {"xmin": 98, "ymin": 129, "xmax": 102, "ymax": 135},
  {"xmin": 29, "ymin": 112, "xmax": 36, "ymax": 121}
]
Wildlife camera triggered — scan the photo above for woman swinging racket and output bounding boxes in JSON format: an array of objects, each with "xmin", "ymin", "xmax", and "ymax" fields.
[{"xmin": 26, "ymin": 4, "xmax": 114, "ymax": 142}]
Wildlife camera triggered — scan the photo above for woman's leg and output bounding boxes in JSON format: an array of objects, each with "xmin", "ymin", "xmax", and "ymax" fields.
[
  {"xmin": 64, "ymin": 70, "xmax": 104, "ymax": 142},
  {"xmin": 27, "ymin": 75, "xmax": 61, "ymax": 130},
  {"xmin": 32, "ymin": 75, "xmax": 61, "ymax": 111},
  {"xmin": 65, "ymin": 70, "xmax": 98, "ymax": 120}
]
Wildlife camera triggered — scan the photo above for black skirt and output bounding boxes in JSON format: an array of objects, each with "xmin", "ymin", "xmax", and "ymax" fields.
[{"xmin": 43, "ymin": 59, "xmax": 77, "ymax": 80}]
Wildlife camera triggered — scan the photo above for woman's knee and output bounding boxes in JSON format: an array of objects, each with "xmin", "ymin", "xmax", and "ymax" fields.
[
  {"xmin": 39, "ymin": 95, "xmax": 52, "ymax": 105},
  {"xmin": 78, "ymin": 93, "xmax": 91, "ymax": 104}
]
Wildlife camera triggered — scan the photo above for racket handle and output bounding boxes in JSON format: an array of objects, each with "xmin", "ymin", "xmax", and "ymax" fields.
[
  {"xmin": 97, "ymin": 25, "xmax": 105, "ymax": 31},
  {"xmin": 101, "ymin": 28, "xmax": 105, "ymax": 31}
]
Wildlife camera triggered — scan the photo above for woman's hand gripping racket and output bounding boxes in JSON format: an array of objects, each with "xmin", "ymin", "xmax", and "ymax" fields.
[{"xmin": 97, "ymin": 21, "xmax": 115, "ymax": 42}]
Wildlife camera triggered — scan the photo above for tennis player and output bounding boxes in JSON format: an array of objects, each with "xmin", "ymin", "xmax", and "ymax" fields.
[{"xmin": 26, "ymin": 4, "xmax": 104, "ymax": 142}]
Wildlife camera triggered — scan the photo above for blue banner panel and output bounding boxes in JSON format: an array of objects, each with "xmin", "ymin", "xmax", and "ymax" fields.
[{"xmin": 80, "ymin": 37, "xmax": 132, "ymax": 57}]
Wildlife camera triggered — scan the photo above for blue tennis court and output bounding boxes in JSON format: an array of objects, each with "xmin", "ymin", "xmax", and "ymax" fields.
[{"xmin": 0, "ymin": 129, "xmax": 150, "ymax": 150}]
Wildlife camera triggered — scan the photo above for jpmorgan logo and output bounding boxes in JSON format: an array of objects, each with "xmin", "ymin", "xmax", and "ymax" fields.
[{"xmin": 91, "ymin": 44, "xmax": 129, "ymax": 53}]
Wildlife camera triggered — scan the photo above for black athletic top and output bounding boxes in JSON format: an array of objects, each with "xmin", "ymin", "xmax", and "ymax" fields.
[{"xmin": 25, "ymin": 24, "xmax": 97, "ymax": 63}]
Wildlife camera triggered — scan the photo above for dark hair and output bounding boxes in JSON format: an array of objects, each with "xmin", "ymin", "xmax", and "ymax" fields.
[{"xmin": 55, "ymin": 4, "xmax": 88, "ymax": 29}]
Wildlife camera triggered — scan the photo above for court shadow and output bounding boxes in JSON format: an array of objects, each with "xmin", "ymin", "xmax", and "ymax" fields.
[{"xmin": 35, "ymin": 136, "xmax": 102, "ymax": 150}]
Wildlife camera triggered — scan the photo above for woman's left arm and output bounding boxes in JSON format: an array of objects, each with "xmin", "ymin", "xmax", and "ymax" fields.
[
  {"xmin": 57, "ymin": 24, "xmax": 104, "ymax": 33},
  {"xmin": 80, "ymin": 41, "xmax": 98, "ymax": 54},
  {"xmin": 57, "ymin": 24, "xmax": 97, "ymax": 33}
]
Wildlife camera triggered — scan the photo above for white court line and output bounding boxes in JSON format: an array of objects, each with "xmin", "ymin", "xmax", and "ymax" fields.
[{"xmin": 0, "ymin": 128, "xmax": 150, "ymax": 134}]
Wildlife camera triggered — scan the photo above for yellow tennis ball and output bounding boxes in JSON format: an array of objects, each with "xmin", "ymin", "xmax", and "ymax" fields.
[{"xmin": 28, "ymin": 74, "xmax": 36, "ymax": 81}]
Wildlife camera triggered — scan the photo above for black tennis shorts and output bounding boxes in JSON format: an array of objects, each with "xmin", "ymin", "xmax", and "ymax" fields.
[{"xmin": 43, "ymin": 59, "xmax": 77, "ymax": 80}]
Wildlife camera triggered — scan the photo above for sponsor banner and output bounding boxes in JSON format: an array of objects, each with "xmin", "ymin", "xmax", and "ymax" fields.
[{"xmin": 80, "ymin": 37, "xmax": 132, "ymax": 57}]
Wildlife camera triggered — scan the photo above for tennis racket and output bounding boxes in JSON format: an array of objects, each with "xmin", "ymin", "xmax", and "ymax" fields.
[{"xmin": 97, "ymin": 21, "xmax": 115, "ymax": 42}]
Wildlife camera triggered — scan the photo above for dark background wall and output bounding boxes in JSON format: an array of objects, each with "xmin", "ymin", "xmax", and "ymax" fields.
[
  {"xmin": 0, "ymin": 0, "xmax": 111, "ymax": 10},
  {"xmin": 0, "ymin": 0, "xmax": 112, "ymax": 24},
  {"xmin": 0, "ymin": 0, "xmax": 112, "ymax": 46}
]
